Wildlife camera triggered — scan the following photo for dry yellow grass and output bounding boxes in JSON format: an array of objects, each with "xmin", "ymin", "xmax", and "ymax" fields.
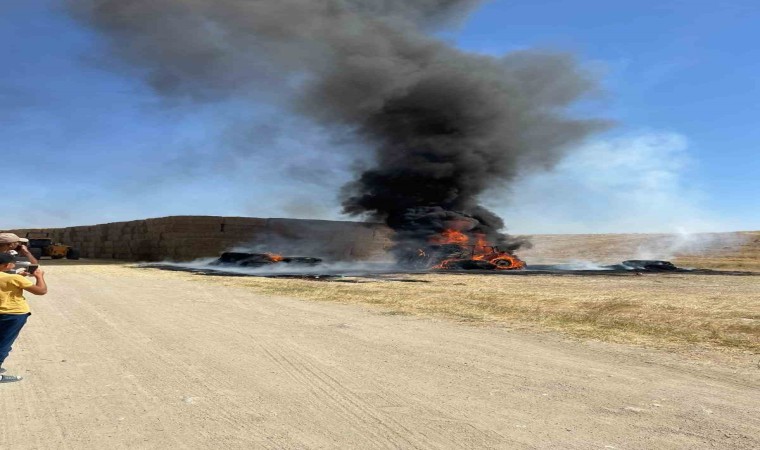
[
  {"xmin": 671, "ymin": 231, "xmax": 760, "ymax": 271},
  {"xmin": 522, "ymin": 231, "xmax": 760, "ymax": 271},
  {"xmin": 210, "ymin": 271, "xmax": 760, "ymax": 353}
]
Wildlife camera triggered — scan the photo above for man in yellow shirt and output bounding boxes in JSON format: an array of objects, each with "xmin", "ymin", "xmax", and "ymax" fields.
[{"xmin": 0, "ymin": 253, "xmax": 47, "ymax": 383}]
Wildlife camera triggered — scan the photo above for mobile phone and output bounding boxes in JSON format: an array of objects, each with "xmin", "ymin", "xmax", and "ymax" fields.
[{"xmin": 27, "ymin": 265, "xmax": 38, "ymax": 275}]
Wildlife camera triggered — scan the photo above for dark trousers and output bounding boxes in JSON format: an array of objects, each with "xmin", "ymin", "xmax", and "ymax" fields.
[{"xmin": 0, "ymin": 313, "xmax": 30, "ymax": 366}]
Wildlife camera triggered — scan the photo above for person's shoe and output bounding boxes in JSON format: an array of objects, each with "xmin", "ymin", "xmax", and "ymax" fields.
[{"xmin": 0, "ymin": 374, "xmax": 23, "ymax": 383}]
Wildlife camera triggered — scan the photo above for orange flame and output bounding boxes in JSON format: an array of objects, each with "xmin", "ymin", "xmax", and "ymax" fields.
[
  {"xmin": 265, "ymin": 253, "xmax": 285, "ymax": 262},
  {"xmin": 429, "ymin": 229, "xmax": 469, "ymax": 245},
  {"xmin": 428, "ymin": 229, "xmax": 525, "ymax": 270}
]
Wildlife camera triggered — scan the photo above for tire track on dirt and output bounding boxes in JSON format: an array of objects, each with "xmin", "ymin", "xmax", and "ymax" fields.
[
  {"xmin": 261, "ymin": 342, "xmax": 505, "ymax": 449},
  {"xmin": 262, "ymin": 344, "xmax": 421, "ymax": 448},
  {"xmin": 65, "ymin": 275, "xmax": 284, "ymax": 449}
]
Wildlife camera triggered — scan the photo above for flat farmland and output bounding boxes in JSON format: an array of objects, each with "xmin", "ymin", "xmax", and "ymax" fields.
[{"xmin": 1, "ymin": 231, "xmax": 758, "ymax": 449}]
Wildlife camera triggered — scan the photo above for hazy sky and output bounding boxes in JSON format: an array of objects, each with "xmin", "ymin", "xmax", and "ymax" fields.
[{"xmin": 2, "ymin": 0, "xmax": 758, "ymax": 233}]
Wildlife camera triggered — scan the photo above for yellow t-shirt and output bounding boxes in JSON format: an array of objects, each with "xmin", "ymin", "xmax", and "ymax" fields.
[{"xmin": 0, "ymin": 273, "xmax": 34, "ymax": 314}]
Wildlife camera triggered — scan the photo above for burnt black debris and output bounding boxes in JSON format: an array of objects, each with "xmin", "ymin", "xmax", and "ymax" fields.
[
  {"xmin": 526, "ymin": 260, "xmax": 685, "ymax": 272},
  {"xmin": 617, "ymin": 260, "xmax": 680, "ymax": 272},
  {"xmin": 211, "ymin": 252, "xmax": 323, "ymax": 268},
  {"xmin": 143, "ymin": 257, "xmax": 759, "ymax": 279}
]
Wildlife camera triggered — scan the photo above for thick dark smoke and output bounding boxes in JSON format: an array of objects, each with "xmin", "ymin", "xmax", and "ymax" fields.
[{"xmin": 67, "ymin": 0, "xmax": 606, "ymax": 260}]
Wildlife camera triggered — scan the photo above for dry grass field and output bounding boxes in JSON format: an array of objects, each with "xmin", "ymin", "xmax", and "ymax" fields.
[
  {"xmin": 193, "ymin": 231, "xmax": 760, "ymax": 354},
  {"xmin": 520, "ymin": 230, "xmax": 760, "ymax": 271},
  {"xmin": 214, "ymin": 272, "xmax": 758, "ymax": 353},
  {"xmin": 672, "ymin": 231, "xmax": 760, "ymax": 271}
]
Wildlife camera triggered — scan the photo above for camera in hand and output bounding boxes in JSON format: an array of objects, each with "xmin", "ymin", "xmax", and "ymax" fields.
[{"xmin": 27, "ymin": 265, "xmax": 38, "ymax": 275}]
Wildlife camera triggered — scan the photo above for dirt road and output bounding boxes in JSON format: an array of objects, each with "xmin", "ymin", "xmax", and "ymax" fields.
[{"xmin": 1, "ymin": 265, "xmax": 758, "ymax": 449}]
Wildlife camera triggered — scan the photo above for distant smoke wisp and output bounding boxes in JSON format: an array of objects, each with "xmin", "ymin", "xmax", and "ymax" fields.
[{"xmin": 68, "ymin": 0, "xmax": 607, "ymax": 258}]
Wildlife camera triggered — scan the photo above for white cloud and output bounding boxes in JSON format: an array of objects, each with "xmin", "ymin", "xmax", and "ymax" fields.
[{"xmin": 492, "ymin": 132, "xmax": 730, "ymax": 234}]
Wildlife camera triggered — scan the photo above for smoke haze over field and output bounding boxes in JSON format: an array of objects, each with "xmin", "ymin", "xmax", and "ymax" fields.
[{"xmin": 67, "ymin": 0, "xmax": 606, "ymax": 254}]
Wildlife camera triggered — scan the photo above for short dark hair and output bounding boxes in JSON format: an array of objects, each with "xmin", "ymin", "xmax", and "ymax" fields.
[{"xmin": 0, "ymin": 253, "xmax": 17, "ymax": 264}]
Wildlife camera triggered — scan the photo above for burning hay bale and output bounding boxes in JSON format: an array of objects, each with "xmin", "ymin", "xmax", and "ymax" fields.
[{"xmin": 412, "ymin": 230, "xmax": 526, "ymax": 271}]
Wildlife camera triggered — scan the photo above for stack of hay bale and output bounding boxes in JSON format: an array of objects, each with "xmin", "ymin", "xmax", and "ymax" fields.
[{"xmin": 7, "ymin": 216, "xmax": 394, "ymax": 262}]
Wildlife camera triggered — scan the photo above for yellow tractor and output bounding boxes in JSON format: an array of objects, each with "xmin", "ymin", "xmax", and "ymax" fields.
[{"xmin": 26, "ymin": 233, "xmax": 81, "ymax": 260}]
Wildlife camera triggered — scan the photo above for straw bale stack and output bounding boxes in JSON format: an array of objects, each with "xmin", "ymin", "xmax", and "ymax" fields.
[{"xmin": 6, "ymin": 216, "xmax": 391, "ymax": 262}]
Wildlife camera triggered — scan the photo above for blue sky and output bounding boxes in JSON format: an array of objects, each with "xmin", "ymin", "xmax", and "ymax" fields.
[{"xmin": 2, "ymin": 0, "xmax": 758, "ymax": 232}]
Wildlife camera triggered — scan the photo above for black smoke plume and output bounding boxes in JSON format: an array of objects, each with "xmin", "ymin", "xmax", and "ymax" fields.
[{"xmin": 67, "ymin": 0, "xmax": 607, "ymax": 261}]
